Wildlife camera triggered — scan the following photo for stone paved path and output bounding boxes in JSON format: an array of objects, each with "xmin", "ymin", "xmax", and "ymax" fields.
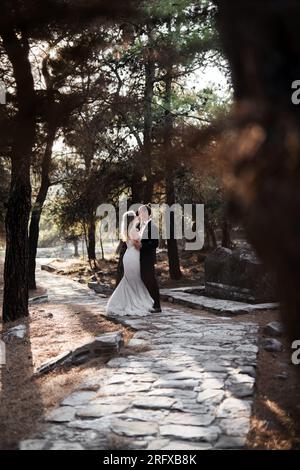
[
  {"xmin": 20, "ymin": 260, "xmax": 259, "ymax": 450},
  {"xmin": 160, "ymin": 286, "xmax": 278, "ymax": 315}
]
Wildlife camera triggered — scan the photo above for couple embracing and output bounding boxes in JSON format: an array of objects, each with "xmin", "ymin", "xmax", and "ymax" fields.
[{"xmin": 106, "ymin": 204, "xmax": 161, "ymax": 316}]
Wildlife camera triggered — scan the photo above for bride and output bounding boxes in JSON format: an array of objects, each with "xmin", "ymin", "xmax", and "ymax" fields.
[{"xmin": 106, "ymin": 210, "xmax": 154, "ymax": 316}]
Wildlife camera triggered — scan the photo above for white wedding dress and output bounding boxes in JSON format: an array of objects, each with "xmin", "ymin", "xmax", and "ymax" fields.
[{"xmin": 106, "ymin": 222, "xmax": 154, "ymax": 316}]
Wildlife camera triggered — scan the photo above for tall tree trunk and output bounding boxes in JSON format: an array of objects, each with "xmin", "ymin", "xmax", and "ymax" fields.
[
  {"xmin": 221, "ymin": 213, "xmax": 232, "ymax": 248},
  {"xmin": 73, "ymin": 238, "xmax": 79, "ymax": 257},
  {"xmin": 164, "ymin": 62, "xmax": 182, "ymax": 280},
  {"xmin": 130, "ymin": 29, "xmax": 155, "ymax": 206},
  {"xmin": 99, "ymin": 221, "xmax": 105, "ymax": 260},
  {"xmin": 87, "ymin": 215, "xmax": 97, "ymax": 269},
  {"xmin": 1, "ymin": 27, "xmax": 36, "ymax": 322},
  {"xmin": 28, "ymin": 125, "xmax": 56, "ymax": 289},
  {"xmin": 204, "ymin": 211, "xmax": 217, "ymax": 250},
  {"xmin": 131, "ymin": 179, "xmax": 144, "ymax": 205},
  {"xmin": 142, "ymin": 33, "xmax": 155, "ymax": 203}
]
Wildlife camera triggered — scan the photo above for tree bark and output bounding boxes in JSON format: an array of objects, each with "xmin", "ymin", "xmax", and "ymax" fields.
[
  {"xmin": 1, "ymin": 26, "xmax": 36, "ymax": 322},
  {"xmin": 164, "ymin": 61, "xmax": 182, "ymax": 280},
  {"xmin": 99, "ymin": 221, "xmax": 105, "ymax": 260},
  {"xmin": 87, "ymin": 215, "xmax": 97, "ymax": 269},
  {"xmin": 28, "ymin": 125, "xmax": 56, "ymax": 289},
  {"xmin": 131, "ymin": 26, "xmax": 155, "ymax": 205},
  {"xmin": 204, "ymin": 213, "xmax": 217, "ymax": 250},
  {"xmin": 221, "ymin": 213, "xmax": 232, "ymax": 249},
  {"xmin": 73, "ymin": 238, "xmax": 79, "ymax": 257},
  {"xmin": 142, "ymin": 33, "xmax": 155, "ymax": 203}
]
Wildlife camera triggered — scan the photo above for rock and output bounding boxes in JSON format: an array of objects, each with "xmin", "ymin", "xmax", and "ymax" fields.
[
  {"xmin": 107, "ymin": 358, "xmax": 152, "ymax": 369},
  {"xmin": 195, "ymin": 378, "xmax": 224, "ymax": 391},
  {"xmin": 61, "ymin": 391, "xmax": 98, "ymax": 407},
  {"xmin": 19, "ymin": 439, "xmax": 47, "ymax": 450},
  {"xmin": 216, "ymin": 398, "xmax": 251, "ymax": 419},
  {"xmin": 153, "ymin": 379, "xmax": 199, "ymax": 390},
  {"xmin": 67, "ymin": 417, "xmax": 112, "ymax": 431},
  {"xmin": 148, "ymin": 388, "xmax": 197, "ymax": 399},
  {"xmin": 214, "ymin": 435, "xmax": 246, "ymax": 449},
  {"xmin": 236, "ymin": 344, "xmax": 258, "ymax": 354},
  {"xmin": 230, "ymin": 366, "xmax": 256, "ymax": 377},
  {"xmin": 29, "ymin": 295, "xmax": 49, "ymax": 304},
  {"xmin": 199, "ymin": 363, "xmax": 228, "ymax": 373},
  {"xmin": 147, "ymin": 439, "xmax": 170, "ymax": 450},
  {"xmin": 35, "ymin": 351, "xmax": 72, "ymax": 375},
  {"xmin": 37, "ymin": 332, "xmax": 124, "ymax": 374},
  {"xmin": 160, "ymin": 370, "xmax": 204, "ymax": 381},
  {"xmin": 76, "ymin": 403, "xmax": 129, "ymax": 418},
  {"xmin": 264, "ymin": 321, "xmax": 285, "ymax": 337},
  {"xmin": 100, "ymin": 382, "xmax": 152, "ymax": 395},
  {"xmin": 46, "ymin": 406, "xmax": 76, "ymax": 423},
  {"xmin": 96, "ymin": 331, "xmax": 124, "ymax": 350},
  {"xmin": 127, "ymin": 338, "xmax": 148, "ymax": 348},
  {"xmin": 204, "ymin": 245, "xmax": 277, "ymax": 303},
  {"xmin": 162, "ymin": 441, "xmax": 212, "ymax": 450},
  {"xmin": 106, "ymin": 434, "xmax": 148, "ymax": 450},
  {"xmin": 48, "ymin": 441, "xmax": 84, "ymax": 450},
  {"xmin": 88, "ymin": 282, "xmax": 112, "ymax": 294},
  {"xmin": 72, "ymin": 331, "xmax": 124, "ymax": 362},
  {"xmin": 219, "ymin": 417, "xmax": 250, "ymax": 436},
  {"xmin": 225, "ymin": 374, "xmax": 255, "ymax": 397},
  {"xmin": 3, "ymin": 324, "xmax": 26, "ymax": 341},
  {"xmin": 110, "ymin": 419, "xmax": 158, "ymax": 437},
  {"xmin": 41, "ymin": 264, "xmax": 56, "ymax": 273},
  {"xmin": 262, "ymin": 338, "xmax": 283, "ymax": 352},
  {"xmin": 120, "ymin": 409, "xmax": 166, "ymax": 422},
  {"xmin": 163, "ymin": 412, "xmax": 215, "ymax": 427},
  {"xmin": 77, "ymin": 379, "xmax": 101, "ymax": 391},
  {"xmin": 133, "ymin": 397, "xmax": 183, "ymax": 410},
  {"xmin": 160, "ymin": 424, "xmax": 220, "ymax": 442},
  {"xmin": 196, "ymin": 389, "xmax": 225, "ymax": 405}
]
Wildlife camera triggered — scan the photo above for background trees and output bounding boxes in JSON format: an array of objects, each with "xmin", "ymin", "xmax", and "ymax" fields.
[
  {"xmin": 0, "ymin": 0, "xmax": 138, "ymax": 321},
  {"xmin": 0, "ymin": 0, "xmax": 232, "ymax": 322}
]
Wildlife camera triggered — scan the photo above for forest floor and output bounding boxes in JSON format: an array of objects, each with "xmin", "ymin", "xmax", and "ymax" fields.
[
  {"xmin": 1, "ymin": 254, "xmax": 300, "ymax": 449},
  {"xmin": 43, "ymin": 249, "xmax": 205, "ymax": 290}
]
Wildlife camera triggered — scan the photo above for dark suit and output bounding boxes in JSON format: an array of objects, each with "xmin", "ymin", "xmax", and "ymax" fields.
[{"xmin": 140, "ymin": 219, "xmax": 161, "ymax": 309}]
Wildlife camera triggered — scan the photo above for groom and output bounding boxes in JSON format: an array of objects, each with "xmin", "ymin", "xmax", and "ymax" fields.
[{"xmin": 134, "ymin": 204, "xmax": 161, "ymax": 313}]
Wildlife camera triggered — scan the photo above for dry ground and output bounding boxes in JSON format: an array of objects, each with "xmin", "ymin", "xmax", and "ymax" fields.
[
  {"xmin": 1, "ymin": 255, "xmax": 300, "ymax": 450},
  {"xmin": 0, "ymin": 258, "xmax": 135, "ymax": 450}
]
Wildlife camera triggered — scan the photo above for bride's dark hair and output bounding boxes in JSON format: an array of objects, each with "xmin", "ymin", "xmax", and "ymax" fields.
[{"xmin": 120, "ymin": 210, "xmax": 136, "ymax": 241}]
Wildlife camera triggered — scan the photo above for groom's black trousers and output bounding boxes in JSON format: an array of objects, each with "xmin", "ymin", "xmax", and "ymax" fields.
[{"xmin": 140, "ymin": 251, "xmax": 161, "ymax": 309}]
